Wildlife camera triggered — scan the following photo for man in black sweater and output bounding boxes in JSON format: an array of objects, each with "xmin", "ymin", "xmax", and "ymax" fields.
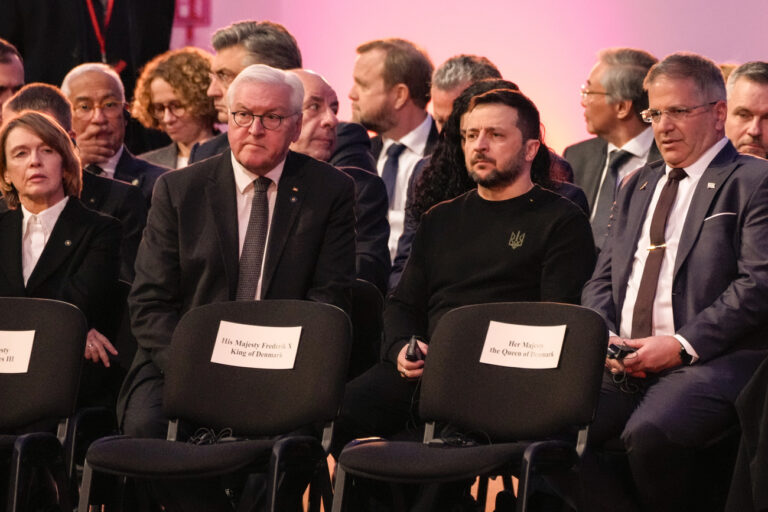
[{"xmin": 333, "ymin": 89, "xmax": 596, "ymax": 467}]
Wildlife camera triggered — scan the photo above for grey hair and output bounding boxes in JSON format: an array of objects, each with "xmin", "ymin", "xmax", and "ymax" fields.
[
  {"xmin": 211, "ymin": 20, "xmax": 301, "ymax": 70},
  {"xmin": 645, "ymin": 52, "xmax": 726, "ymax": 102},
  {"xmin": 727, "ymin": 61, "xmax": 768, "ymax": 97},
  {"xmin": 227, "ymin": 64, "xmax": 304, "ymax": 113},
  {"xmin": 61, "ymin": 63, "xmax": 125, "ymax": 101},
  {"xmin": 597, "ymin": 48, "xmax": 657, "ymax": 116},
  {"xmin": 431, "ymin": 54, "xmax": 501, "ymax": 91}
]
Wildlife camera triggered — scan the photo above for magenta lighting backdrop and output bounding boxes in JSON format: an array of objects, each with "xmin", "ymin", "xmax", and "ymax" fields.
[{"xmin": 171, "ymin": 0, "xmax": 767, "ymax": 153}]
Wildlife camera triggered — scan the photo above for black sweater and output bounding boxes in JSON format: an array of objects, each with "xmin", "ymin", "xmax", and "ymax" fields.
[{"xmin": 383, "ymin": 185, "xmax": 596, "ymax": 362}]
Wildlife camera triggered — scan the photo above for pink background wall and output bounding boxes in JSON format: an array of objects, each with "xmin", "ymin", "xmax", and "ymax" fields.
[{"xmin": 171, "ymin": 0, "xmax": 767, "ymax": 153}]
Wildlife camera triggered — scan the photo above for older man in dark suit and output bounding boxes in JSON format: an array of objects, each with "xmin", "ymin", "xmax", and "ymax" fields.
[
  {"xmin": 61, "ymin": 63, "xmax": 167, "ymax": 207},
  {"xmin": 119, "ymin": 64, "xmax": 356, "ymax": 438},
  {"xmin": 580, "ymin": 52, "xmax": 768, "ymax": 512}
]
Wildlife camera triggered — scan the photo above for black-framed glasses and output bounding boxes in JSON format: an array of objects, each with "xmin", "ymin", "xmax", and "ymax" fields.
[
  {"xmin": 73, "ymin": 100, "xmax": 125, "ymax": 120},
  {"xmin": 580, "ymin": 84, "xmax": 610, "ymax": 100},
  {"xmin": 641, "ymin": 102, "xmax": 718, "ymax": 123},
  {"xmin": 230, "ymin": 111, "xmax": 298, "ymax": 130},
  {"xmin": 150, "ymin": 101, "xmax": 186, "ymax": 120}
]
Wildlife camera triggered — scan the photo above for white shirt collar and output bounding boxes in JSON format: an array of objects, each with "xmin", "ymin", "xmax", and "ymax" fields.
[
  {"xmin": 231, "ymin": 151, "xmax": 285, "ymax": 194},
  {"xmin": 21, "ymin": 196, "xmax": 69, "ymax": 238},
  {"xmin": 664, "ymin": 137, "xmax": 729, "ymax": 180},
  {"xmin": 100, "ymin": 145, "xmax": 125, "ymax": 178},
  {"xmin": 607, "ymin": 126, "xmax": 655, "ymax": 159},
  {"xmin": 382, "ymin": 114, "xmax": 433, "ymax": 156}
]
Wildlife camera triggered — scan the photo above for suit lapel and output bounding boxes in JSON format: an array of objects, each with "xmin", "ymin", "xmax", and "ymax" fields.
[
  {"xmin": 25, "ymin": 199, "xmax": 87, "ymax": 292},
  {"xmin": 0, "ymin": 210, "xmax": 26, "ymax": 293},
  {"xmin": 205, "ymin": 152, "xmax": 240, "ymax": 300},
  {"xmin": 260, "ymin": 151, "xmax": 306, "ymax": 298},
  {"xmin": 114, "ymin": 147, "xmax": 143, "ymax": 187},
  {"xmin": 674, "ymin": 143, "xmax": 740, "ymax": 277}
]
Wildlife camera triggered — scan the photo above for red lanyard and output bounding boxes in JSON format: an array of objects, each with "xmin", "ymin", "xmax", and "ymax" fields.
[{"xmin": 85, "ymin": 0, "xmax": 115, "ymax": 63}]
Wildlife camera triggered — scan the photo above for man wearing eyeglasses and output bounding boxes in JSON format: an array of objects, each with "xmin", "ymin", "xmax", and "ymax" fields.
[
  {"xmin": 61, "ymin": 63, "xmax": 167, "ymax": 206},
  {"xmin": 564, "ymin": 48, "xmax": 659, "ymax": 252},
  {"xmin": 119, "ymin": 64, "xmax": 356, "ymax": 439},
  {"xmin": 579, "ymin": 52, "xmax": 768, "ymax": 512}
]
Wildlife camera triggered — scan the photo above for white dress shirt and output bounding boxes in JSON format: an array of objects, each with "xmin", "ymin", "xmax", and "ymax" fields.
[
  {"xmin": 231, "ymin": 152, "xmax": 284, "ymax": 299},
  {"xmin": 21, "ymin": 196, "xmax": 69, "ymax": 285},
  {"xmin": 97, "ymin": 145, "xmax": 124, "ymax": 180},
  {"xmin": 590, "ymin": 127, "xmax": 655, "ymax": 222},
  {"xmin": 619, "ymin": 137, "xmax": 729, "ymax": 361},
  {"xmin": 377, "ymin": 114, "xmax": 434, "ymax": 260}
]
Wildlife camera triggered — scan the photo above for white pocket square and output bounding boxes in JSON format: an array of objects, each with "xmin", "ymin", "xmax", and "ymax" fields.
[{"xmin": 704, "ymin": 212, "xmax": 737, "ymax": 221}]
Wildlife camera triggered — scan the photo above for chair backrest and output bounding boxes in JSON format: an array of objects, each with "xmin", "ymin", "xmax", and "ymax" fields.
[
  {"xmin": 164, "ymin": 300, "xmax": 352, "ymax": 436},
  {"xmin": 0, "ymin": 298, "xmax": 87, "ymax": 430},
  {"xmin": 419, "ymin": 302, "xmax": 607, "ymax": 442}
]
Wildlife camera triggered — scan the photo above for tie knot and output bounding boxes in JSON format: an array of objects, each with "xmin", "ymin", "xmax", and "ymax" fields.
[
  {"xmin": 252, "ymin": 176, "xmax": 271, "ymax": 193},
  {"xmin": 608, "ymin": 149, "xmax": 632, "ymax": 170},
  {"xmin": 85, "ymin": 164, "xmax": 104, "ymax": 176},
  {"xmin": 668, "ymin": 168, "xmax": 687, "ymax": 182},
  {"xmin": 386, "ymin": 143, "xmax": 407, "ymax": 159}
]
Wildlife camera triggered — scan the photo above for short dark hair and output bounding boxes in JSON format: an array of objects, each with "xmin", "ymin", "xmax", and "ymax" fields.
[
  {"xmin": 211, "ymin": 20, "xmax": 302, "ymax": 70},
  {"xmin": 432, "ymin": 54, "xmax": 501, "ymax": 91},
  {"xmin": 5, "ymin": 83, "xmax": 73, "ymax": 131},
  {"xmin": 357, "ymin": 38, "xmax": 433, "ymax": 109},
  {"xmin": 0, "ymin": 37, "xmax": 22, "ymax": 64},
  {"xmin": 645, "ymin": 52, "xmax": 726, "ymax": 101},
  {"xmin": 468, "ymin": 88, "xmax": 540, "ymax": 141},
  {"xmin": 727, "ymin": 61, "xmax": 768, "ymax": 96}
]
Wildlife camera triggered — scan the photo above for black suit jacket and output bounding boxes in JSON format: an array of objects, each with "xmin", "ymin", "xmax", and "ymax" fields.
[
  {"xmin": 582, "ymin": 142, "xmax": 768, "ymax": 365},
  {"xmin": 113, "ymin": 147, "xmax": 168, "ymax": 207},
  {"xmin": 564, "ymin": 136, "xmax": 662, "ymax": 212},
  {"xmin": 331, "ymin": 122, "xmax": 377, "ymax": 174},
  {"xmin": 0, "ymin": 198, "xmax": 121, "ymax": 332},
  {"xmin": 125, "ymin": 149, "xmax": 356, "ymax": 377},
  {"xmin": 338, "ymin": 166, "xmax": 390, "ymax": 293},
  {"xmin": 81, "ymin": 172, "xmax": 147, "ymax": 282}
]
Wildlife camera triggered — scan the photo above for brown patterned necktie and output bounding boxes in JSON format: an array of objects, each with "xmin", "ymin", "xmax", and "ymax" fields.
[
  {"xmin": 631, "ymin": 168, "xmax": 688, "ymax": 338},
  {"xmin": 236, "ymin": 176, "xmax": 272, "ymax": 301}
]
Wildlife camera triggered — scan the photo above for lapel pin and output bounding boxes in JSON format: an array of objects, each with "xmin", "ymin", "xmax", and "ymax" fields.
[
  {"xmin": 707, "ymin": 182, "xmax": 716, "ymax": 189},
  {"xmin": 64, "ymin": 240, "xmax": 72, "ymax": 247},
  {"xmin": 292, "ymin": 187, "xmax": 298, "ymax": 192},
  {"xmin": 131, "ymin": 179, "xmax": 140, "ymax": 187},
  {"xmin": 640, "ymin": 181, "xmax": 648, "ymax": 190},
  {"xmin": 290, "ymin": 196, "xmax": 298, "ymax": 203}
]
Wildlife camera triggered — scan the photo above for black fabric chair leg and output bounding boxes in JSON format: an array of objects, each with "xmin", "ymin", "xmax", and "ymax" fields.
[{"xmin": 477, "ymin": 476, "xmax": 489, "ymax": 509}]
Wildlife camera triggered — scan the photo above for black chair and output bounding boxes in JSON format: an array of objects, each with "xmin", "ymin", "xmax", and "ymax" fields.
[
  {"xmin": 347, "ymin": 278, "xmax": 384, "ymax": 380},
  {"xmin": 78, "ymin": 299, "xmax": 352, "ymax": 512},
  {"xmin": 0, "ymin": 297, "xmax": 87, "ymax": 512},
  {"xmin": 332, "ymin": 302, "xmax": 607, "ymax": 511}
]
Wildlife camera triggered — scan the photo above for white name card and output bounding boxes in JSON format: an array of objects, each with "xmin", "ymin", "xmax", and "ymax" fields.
[
  {"xmin": 0, "ymin": 330, "xmax": 35, "ymax": 374},
  {"xmin": 210, "ymin": 321, "xmax": 301, "ymax": 370},
  {"xmin": 479, "ymin": 321, "xmax": 566, "ymax": 369}
]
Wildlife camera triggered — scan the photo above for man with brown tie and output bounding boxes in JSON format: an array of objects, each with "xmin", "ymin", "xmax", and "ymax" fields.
[{"xmin": 580, "ymin": 52, "xmax": 768, "ymax": 511}]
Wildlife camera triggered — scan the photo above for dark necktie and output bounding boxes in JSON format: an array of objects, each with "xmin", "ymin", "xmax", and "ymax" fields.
[
  {"xmin": 591, "ymin": 149, "xmax": 632, "ymax": 249},
  {"xmin": 85, "ymin": 164, "xmax": 105, "ymax": 176},
  {"xmin": 236, "ymin": 177, "xmax": 272, "ymax": 301},
  {"xmin": 630, "ymin": 168, "xmax": 688, "ymax": 338},
  {"xmin": 381, "ymin": 143, "xmax": 406, "ymax": 208}
]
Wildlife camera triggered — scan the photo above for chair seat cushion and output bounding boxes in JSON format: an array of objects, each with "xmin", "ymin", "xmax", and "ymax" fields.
[
  {"xmin": 85, "ymin": 436, "xmax": 274, "ymax": 478},
  {"xmin": 338, "ymin": 440, "xmax": 529, "ymax": 482}
]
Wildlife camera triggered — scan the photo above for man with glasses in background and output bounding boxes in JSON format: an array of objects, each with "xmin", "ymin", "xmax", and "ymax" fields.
[
  {"xmin": 579, "ymin": 52, "xmax": 768, "ymax": 512},
  {"xmin": 119, "ymin": 64, "xmax": 356, "ymax": 439},
  {"xmin": 61, "ymin": 63, "xmax": 167, "ymax": 206},
  {"xmin": 564, "ymin": 48, "xmax": 659, "ymax": 252}
]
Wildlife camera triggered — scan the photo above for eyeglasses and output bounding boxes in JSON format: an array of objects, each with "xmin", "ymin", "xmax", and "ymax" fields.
[
  {"xmin": 641, "ymin": 102, "xmax": 718, "ymax": 123},
  {"xmin": 150, "ymin": 101, "xmax": 186, "ymax": 120},
  {"xmin": 580, "ymin": 84, "xmax": 610, "ymax": 100},
  {"xmin": 230, "ymin": 111, "xmax": 298, "ymax": 130},
  {"xmin": 73, "ymin": 100, "xmax": 125, "ymax": 119}
]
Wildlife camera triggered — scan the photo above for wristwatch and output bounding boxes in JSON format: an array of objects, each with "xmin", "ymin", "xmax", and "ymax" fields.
[{"xmin": 679, "ymin": 344, "xmax": 693, "ymax": 365}]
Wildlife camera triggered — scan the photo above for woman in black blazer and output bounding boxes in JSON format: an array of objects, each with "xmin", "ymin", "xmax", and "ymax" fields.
[{"xmin": 0, "ymin": 111, "xmax": 121, "ymax": 372}]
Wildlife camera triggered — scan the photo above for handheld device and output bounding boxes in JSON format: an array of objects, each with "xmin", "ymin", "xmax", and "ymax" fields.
[
  {"xmin": 607, "ymin": 343, "xmax": 637, "ymax": 360},
  {"xmin": 405, "ymin": 335, "xmax": 424, "ymax": 362}
]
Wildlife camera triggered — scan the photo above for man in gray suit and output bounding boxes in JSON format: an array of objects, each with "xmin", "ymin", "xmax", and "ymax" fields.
[
  {"xmin": 580, "ymin": 52, "xmax": 768, "ymax": 512},
  {"xmin": 564, "ymin": 48, "xmax": 659, "ymax": 251}
]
